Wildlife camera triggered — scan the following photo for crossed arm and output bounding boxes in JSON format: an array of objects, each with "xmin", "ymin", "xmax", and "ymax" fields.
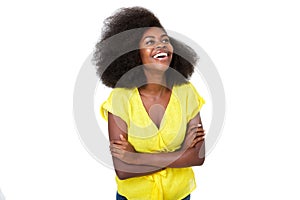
[{"xmin": 108, "ymin": 112, "xmax": 205, "ymax": 180}]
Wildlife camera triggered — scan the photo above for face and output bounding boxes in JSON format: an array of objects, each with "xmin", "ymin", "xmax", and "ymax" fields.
[{"xmin": 139, "ymin": 27, "xmax": 173, "ymax": 72}]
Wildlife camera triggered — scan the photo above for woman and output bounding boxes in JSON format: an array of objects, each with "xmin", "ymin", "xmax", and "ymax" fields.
[{"xmin": 94, "ymin": 7, "xmax": 206, "ymax": 200}]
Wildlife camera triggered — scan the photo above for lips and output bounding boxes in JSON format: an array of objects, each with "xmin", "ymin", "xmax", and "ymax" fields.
[
  {"xmin": 152, "ymin": 51, "xmax": 171, "ymax": 60},
  {"xmin": 153, "ymin": 52, "xmax": 168, "ymax": 59}
]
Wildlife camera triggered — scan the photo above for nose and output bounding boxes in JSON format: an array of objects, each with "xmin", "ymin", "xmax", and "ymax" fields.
[{"xmin": 155, "ymin": 41, "xmax": 166, "ymax": 49}]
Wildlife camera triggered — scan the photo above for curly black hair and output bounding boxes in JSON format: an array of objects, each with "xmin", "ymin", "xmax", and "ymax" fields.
[{"xmin": 93, "ymin": 6, "xmax": 198, "ymax": 88}]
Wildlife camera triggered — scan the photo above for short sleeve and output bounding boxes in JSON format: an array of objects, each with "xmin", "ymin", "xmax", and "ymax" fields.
[
  {"xmin": 186, "ymin": 82, "xmax": 205, "ymax": 122},
  {"xmin": 100, "ymin": 88, "xmax": 130, "ymax": 126}
]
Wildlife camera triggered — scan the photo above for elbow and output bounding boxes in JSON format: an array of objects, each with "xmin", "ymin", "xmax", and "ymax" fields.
[
  {"xmin": 115, "ymin": 170, "xmax": 132, "ymax": 180},
  {"xmin": 195, "ymin": 156, "xmax": 205, "ymax": 166},
  {"xmin": 195, "ymin": 140, "xmax": 205, "ymax": 166},
  {"xmin": 193, "ymin": 142, "xmax": 205, "ymax": 166}
]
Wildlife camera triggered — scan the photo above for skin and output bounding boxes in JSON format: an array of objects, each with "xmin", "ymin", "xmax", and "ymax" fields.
[
  {"xmin": 108, "ymin": 27, "xmax": 206, "ymax": 180},
  {"xmin": 139, "ymin": 27, "xmax": 173, "ymax": 76}
]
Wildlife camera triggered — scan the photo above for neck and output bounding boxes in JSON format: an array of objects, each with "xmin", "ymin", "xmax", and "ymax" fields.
[
  {"xmin": 143, "ymin": 68, "xmax": 167, "ymax": 86},
  {"xmin": 140, "ymin": 83, "xmax": 166, "ymax": 95},
  {"xmin": 139, "ymin": 70, "xmax": 168, "ymax": 97}
]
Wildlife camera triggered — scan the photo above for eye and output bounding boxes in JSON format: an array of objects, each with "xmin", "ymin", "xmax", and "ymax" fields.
[
  {"xmin": 145, "ymin": 40, "xmax": 155, "ymax": 45},
  {"xmin": 162, "ymin": 38, "xmax": 170, "ymax": 44}
]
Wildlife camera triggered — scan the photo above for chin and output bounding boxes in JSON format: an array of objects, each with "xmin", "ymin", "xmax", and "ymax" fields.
[{"xmin": 144, "ymin": 63, "xmax": 169, "ymax": 72}]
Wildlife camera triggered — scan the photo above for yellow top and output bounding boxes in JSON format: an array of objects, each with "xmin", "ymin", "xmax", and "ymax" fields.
[{"xmin": 100, "ymin": 82, "xmax": 205, "ymax": 200}]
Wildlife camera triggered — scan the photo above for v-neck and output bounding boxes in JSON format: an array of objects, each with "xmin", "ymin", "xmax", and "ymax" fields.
[{"xmin": 135, "ymin": 86, "xmax": 174, "ymax": 131}]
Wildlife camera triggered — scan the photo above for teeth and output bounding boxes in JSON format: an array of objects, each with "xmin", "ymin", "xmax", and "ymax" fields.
[{"xmin": 153, "ymin": 52, "xmax": 168, "ymax": 58}]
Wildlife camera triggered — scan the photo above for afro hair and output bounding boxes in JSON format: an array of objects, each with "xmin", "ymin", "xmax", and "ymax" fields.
[{"xmin": 93, "ymin": 6, "xmax": 198, "ymax": 88}]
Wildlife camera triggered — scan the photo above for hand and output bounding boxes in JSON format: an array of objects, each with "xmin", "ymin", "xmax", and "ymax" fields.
[
  {"xmin": 181, "ymin": 124, "xmax": 205, "ymax": 150},
  {"xmin": 110, "ymin": 135, "xmax": 137, "ymax": 164},
  {"xmin": 113, "ymin": 134, "xmax": 136, "ymax": 152}
]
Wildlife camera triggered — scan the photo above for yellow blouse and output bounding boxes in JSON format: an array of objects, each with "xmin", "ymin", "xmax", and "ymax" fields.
[{"xmin": 100, "ymin": 82, "xmax": 205, "ymax": 200}]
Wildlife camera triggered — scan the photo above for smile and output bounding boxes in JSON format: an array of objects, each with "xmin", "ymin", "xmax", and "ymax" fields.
[{"xmin": 153, "ymin": 52, "xmax": 168, "ymax": 59}]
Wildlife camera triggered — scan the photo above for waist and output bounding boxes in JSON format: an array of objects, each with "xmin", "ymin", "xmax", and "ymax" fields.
[{"xmin": 116, "ymin": 167, "xmax": 196, "ymax": 200}]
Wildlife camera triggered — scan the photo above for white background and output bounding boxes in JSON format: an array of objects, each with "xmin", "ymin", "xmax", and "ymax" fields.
[{"xmin": 1, "ymin": 0, "xmax": 299, "ymax": 199}]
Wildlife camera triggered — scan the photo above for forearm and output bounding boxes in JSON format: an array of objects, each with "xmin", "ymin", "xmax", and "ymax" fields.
[
  {"xmin": 169, "ymin": 140, "xmax": 205, "ymax": 167},
  {"xmin": 134, "ymin": 140, "xmax": 205, "ymax": 168},
  {"xmin": 113, "ymin": 158, "xmax": 164, "ymax": 180},
  {"xmin": 113, "ymin": 141, "xmax": 205, "ymax": 180}
]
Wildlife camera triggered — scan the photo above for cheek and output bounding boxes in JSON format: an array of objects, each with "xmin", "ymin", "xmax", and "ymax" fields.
[{"xmin": 140, "ymin": 49, "xmax": 152, "ymax": 62}]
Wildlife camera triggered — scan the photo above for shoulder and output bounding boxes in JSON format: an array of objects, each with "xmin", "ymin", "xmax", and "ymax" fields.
[
  {"xmin": 100, "ymin": 87, "xmax": 135, "ymax": 122},
  {"xmin": 104, "ymin": 87, "xmax": 139, "ymax": 109},
  {"xmin": 108, "ymin": 87, "xmax": 136, "ymax": 99},
  {"xmin": 174, "ymin": 82, "xmax": 205, "ymax": 104},
  {"xmin": 174, "ymin": 83, "xmax": 205, "ymax": 121},
  {"xmin": 174, "ymin": 82, "xmax": 197, "ymax": 94}
]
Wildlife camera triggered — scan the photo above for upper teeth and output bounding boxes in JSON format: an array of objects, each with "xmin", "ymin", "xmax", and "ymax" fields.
[{"xmin": 153, "ymin": 52, "xmax": 168, "ymax": 58}]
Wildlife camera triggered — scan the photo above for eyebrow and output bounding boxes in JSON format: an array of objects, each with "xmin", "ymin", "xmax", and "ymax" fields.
[{"xmin": 142, "ymin": 34, "xmax": 169, "ymax": 41}]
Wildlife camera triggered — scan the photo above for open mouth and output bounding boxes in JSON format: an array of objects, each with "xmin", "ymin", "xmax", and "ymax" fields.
[{"xmin": 153, "ymin": 52, "xmax": 168, "ymax": 59}]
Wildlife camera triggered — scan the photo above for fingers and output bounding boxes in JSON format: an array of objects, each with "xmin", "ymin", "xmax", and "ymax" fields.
[
  {"xmin": 187, "ymin": 124, "xmax": 205, "ymax": 135},
  {"xmin": 187, "ymin": 127, "xmax": 205, "ymax": 139},
  {"xmin": 187, "ymin": 124, "xmax": 202, "ymax": 133},
  {"xmin": 110, "ymin": 141, "xmax": 127, "ymax": 150},
  {"xmin": 110, "ymin": 145, "xmax": 135, "ymax": 164},
  {"xmin": 110, "ymin": 148, "xmax": 122, "ymax": 160},
  {"xmin": 110, "ymin": 137, "xmax": 136, "ymax": 153},
  {"xmin": 188, "ymin": 134, "xmax": 205, "ymax": 147},
  {"xmin": 110, "ymin": 143, "xmax": 123, "ymax": 151},
  {"xmin": 110, "ymin": 145, "xmax": 122, "ymax": 159},
  {"xmin": 195, "ymin": 130, "xmax": 205, "ymax": 137},
  {"xmin": 110, "ymin": 135, "xmax": 127, "ymax": 146},
  {"xmin": 110, "ymin": 143, "xmax": 127, "ymax": 159},
  {"xmin": 120, "ymin": 134, "xmax": 127, "ymax": 141},
  {"xmin": 111, "ymin": 134, "xmax": 128, "ymax": 148},
  {"xmin": 184, "ymin": 124, "xmax": 206, "ymax": 149},
  {"xmin": 111, "ymin": 138, "xmax": 129, "ymax": 145},
  {"xmin": 190, "ymin": 136, "xmax": 205, "ymax": 147},
  {"xmin": 111, "ymin": 140, "xmax": 126, "ymax": 145},
  {"xmin": 110, "ymin": 145, "xmax": 119, "ymax": 154},
  {"xmin": 193, "ymin": 130, "xmax": 206, "ymax": 141}
]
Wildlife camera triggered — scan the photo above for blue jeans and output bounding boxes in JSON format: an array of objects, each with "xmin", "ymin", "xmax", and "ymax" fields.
[{"xmin": 116, "ymin": 192, "xmax": 190, "ymax": 200}]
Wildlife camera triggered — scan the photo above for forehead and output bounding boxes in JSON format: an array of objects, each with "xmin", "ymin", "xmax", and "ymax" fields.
[{"xmin": 142, "ymin": 27, "xmax": 167, "ymax": 37}]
